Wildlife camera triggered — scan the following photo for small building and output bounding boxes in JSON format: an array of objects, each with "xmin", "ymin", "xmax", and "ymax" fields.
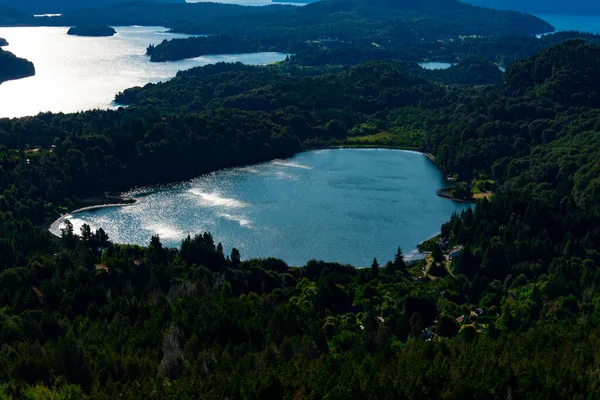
[
  {"xmin": 449, "ymin": 245, "xmax": 464, "ymax": 261},
  {"xmin": 456, "ymin": 315, "xmax": 465, "ymax": 324}
]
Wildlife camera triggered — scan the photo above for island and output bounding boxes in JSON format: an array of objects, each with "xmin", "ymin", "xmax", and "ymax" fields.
[
  {"xmin": 0, "ymin": 37, "xmax": 7, "ymax": 46},
  {"xmin": 0, "ymin": 48, "xmax": 35, "ymax": 84},
  {"xmin": 67, "ymin": 24, "xmax": 116, "ymax": 37}
]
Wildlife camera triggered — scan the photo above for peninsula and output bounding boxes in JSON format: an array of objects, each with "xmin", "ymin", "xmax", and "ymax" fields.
[{"xmin": 0, "ymin": 48, "xmax": 35, "ymax": 84}]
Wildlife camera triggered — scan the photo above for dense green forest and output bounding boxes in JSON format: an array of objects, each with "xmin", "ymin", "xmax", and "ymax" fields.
[
  {"xmin": 421, "ymin": 57, "xmax": 503, "ymax": 85},
  {"xmin": 0, "ymin": 47, "xmax": 35, "ymax": 84},
  {"xmin": 1, "ymin": 37, "xmax": 600, "ymax": 398},
  {"xmin": 67, "ymin": 25, "xmax": 116, "ymax": 37},
  {"xmin": 136, "ymin": 1, "xmax": 560, "ymax": 66}
]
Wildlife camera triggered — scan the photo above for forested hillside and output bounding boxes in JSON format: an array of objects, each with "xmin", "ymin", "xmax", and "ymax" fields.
[
  {"xmin": 44, "ymin": 0, "xmax": 552, "ymax": 40},
  {"xmin": 0, "ymin": 47, "xmax": 35, "ymax": 84},
  {"xmin": 0, "ymin": 39, "xmax": 599, "ymax": 398}
]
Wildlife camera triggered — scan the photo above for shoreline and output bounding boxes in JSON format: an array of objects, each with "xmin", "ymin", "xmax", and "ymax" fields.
[
  {"xmin": 47, "ymin": 194, "xmax": 138, "ymax": 235},
  {"xmin": 436, "ymin": 187, "xmax": 476, "ymax": 203}
]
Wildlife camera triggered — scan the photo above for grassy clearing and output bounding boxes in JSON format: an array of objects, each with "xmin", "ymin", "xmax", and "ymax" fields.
[
  {"xmin": 473, "ymin": 192, "xmax": 493, "ymax": 200},
  {"xmin": 345, "ymin": 128, "xmax": 425, "ymax": 148}
]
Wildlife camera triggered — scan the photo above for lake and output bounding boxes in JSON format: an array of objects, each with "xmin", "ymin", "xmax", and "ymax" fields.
[
  {"xmin": 0, "ymin": 26, "xmax": 287, "ymax": 118},
  {"xmin": 187, "ymin": 0, "xmax": 307, "ymax": 5},
  {"xmin": 50, "ymin": 149, "xmax": 470, "ymax": 267},
  {"xmin": 536, "ymin": 14, "xmax": 600, "ymax": 34},
  {"xmin": 419, "ymin": 62, "xmax": 454, "ymax": 70}
]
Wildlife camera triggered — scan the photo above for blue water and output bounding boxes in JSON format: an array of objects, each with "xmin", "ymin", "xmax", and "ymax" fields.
[
  {"xmin": 51, "ymin": 149, "xmax": 470, "ymax": 267},
  {"xmin": 419, "ymin": 62, "xmax": 454, "ymax": 70},
  {"xmin": 536, "ymin": 14, "xmax": 600, "ymax": 34}
]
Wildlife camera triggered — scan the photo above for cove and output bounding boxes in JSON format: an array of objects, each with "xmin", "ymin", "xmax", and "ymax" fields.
[
  {"xmin": 0, "ymin": 26, "xmax": 287, "ymax": 118},
  {"xmin": 50, "ymin": 149, "xmax": 470, "ymax": 267}
]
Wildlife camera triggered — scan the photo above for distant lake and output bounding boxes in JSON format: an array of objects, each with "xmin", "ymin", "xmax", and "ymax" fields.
[
  {"xmin": 187, "ymin": 0, "xmax": 307, "ymax": 5},
  {"xmin": 0, "ymin": 26, "xmax": 287, "ymax": 118},
  {"xmin": 536, "ymin": 14, "xmax": 600, "ymax": 34},
  {"xmin": 50, "ymin": 149, "xmax": 470, "ymax": 267},
  {"xmin": 419, "ymin": 62, "xmax": 454, "ymax": 70}
]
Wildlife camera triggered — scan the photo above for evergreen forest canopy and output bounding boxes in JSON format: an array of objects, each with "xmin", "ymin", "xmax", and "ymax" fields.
[{"xmin": 1, "ymin": 34, "xmax": 600, "ymax": 397}]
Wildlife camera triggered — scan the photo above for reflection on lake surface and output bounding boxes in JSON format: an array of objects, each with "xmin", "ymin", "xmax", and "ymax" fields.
[
  {"xmin": 50, "ymin": 149, "xmax": 470, "ymax": 267},
  {"xmin": 0, "ymin": 26, "xmax": 287, "ymax": 118}
]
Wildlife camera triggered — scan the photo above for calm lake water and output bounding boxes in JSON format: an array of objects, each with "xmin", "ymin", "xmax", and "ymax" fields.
[
  {"xmin": 50, "ymin": 149, "xmax": 470, "ymax": 267},
  {"xmin": 419, "ymin": 62, "xmax": 454, "ymax": 70},
  {"xmin": 187, "ymin": 0, "xmax": 307, "ymax": 5},
  {"xmin": 0, "ymin": 26, "xmax": 287, "ymax": 118}
]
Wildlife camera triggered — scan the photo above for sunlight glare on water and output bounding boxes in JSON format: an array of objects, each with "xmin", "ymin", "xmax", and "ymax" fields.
[{"xmin": 0, "ymin": 26, "xmax": 287, "ymax": 118}]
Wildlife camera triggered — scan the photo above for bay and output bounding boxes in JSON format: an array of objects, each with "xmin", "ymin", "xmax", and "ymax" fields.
[{"xmin": 0, "ymin": 26, "xmax": 287, "ymax": 118}]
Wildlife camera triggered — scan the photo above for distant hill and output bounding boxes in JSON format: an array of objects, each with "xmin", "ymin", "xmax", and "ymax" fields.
[
  {"xmin": 462, "ymin": 0, "xmax": 600, "ymax": 15},
  {"xmin": 0, "ymin": 0, "xmax": 184, "ymax": 14},
  {"xmin": 49, "ymin": 2, "xmax": 296, "ymax": 28},
  {"xmin": 91, "ymin": 0, "xmax": 551, "ymax": 40},
  {"xmin": 0, "ymin": 4, "xmax": 34, "ymax": 25}
]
